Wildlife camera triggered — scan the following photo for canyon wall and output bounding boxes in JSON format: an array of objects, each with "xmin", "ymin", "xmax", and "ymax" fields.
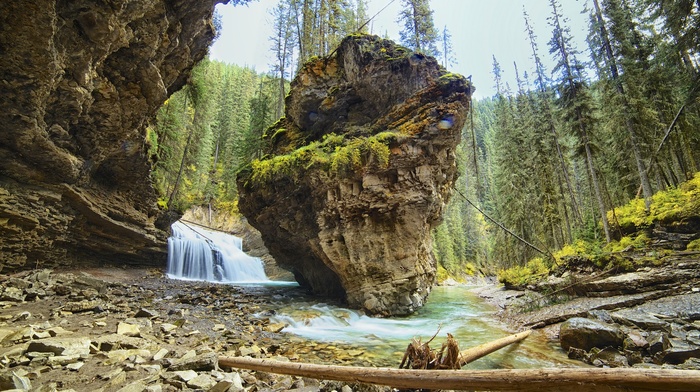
[{"xmin": 0, "ymin": 0, "xmax": 226, "ymax": 270}]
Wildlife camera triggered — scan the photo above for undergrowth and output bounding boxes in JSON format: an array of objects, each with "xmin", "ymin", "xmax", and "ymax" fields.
[{"xmin": 498, "ymin": 172, "xmax": 700, "ymax": 289}]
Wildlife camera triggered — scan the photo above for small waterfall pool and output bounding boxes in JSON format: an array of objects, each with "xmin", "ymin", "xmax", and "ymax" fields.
[
  {"xmin": 166, "ymin": 222, "xmax": 580, "ymax": 369},
  {"xmin": 166, "ymin": 221, "xmax": 269, "ymax": 283}
]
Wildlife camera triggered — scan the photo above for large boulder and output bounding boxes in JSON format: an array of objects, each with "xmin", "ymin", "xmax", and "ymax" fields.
[
  {"xmin": 560, "ymin": 317, "xmax": 625, "ymax": 351},
  {"xmin": 0, "ymin": 0, "xmax": 227, "ymax": 270},
  {"xmin": 237, "ymin": 35, "xmax": 472, "ymax": 316}
]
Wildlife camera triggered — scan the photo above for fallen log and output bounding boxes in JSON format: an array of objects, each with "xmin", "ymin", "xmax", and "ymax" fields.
[
  {"xmin": 218, "ymin": 356, "xmax": 700, "ymax": 391},
  {"xmin": 459, "ymin": 329, "xmax": 532, "ymax": 366}
]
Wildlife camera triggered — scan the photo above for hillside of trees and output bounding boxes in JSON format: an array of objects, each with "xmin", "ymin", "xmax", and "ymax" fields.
[{"xmin": 150, "ymin": 0, "xmax": 700, "ymax": 281}]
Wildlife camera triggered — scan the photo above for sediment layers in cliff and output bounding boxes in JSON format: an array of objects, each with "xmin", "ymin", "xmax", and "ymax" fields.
[
  {"xmin": 0, "ymin": 0, "xmax": 225, "ymax": 269},
  {"xmin": 237, "ymin": 35, "xmax": 472, "ymax": 316}
]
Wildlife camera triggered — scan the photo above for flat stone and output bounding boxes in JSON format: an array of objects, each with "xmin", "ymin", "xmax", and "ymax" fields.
[
  {"xmin": 117, "ymin": 322, "xmax": 141, "ymax": 337},
  {"xmin": 560, "ymin": 317, "xmax": 624, "ymax": 351},
  {"xmin": 172, "ymin": 370, "xmax": 198, "ymax": 382},
  {"xmin": 168, "ymin": 351, "xmax": 217, "ymax": 371},
  {"xmin": 1, "ymin": 287, "xmax": 25, "ymax": 302},
  {"xmin": 93, "ymin": 334, "xmax": 146, "ymax": 351},
  {"xmin": 27, "ymin": 337, "xmax": 91, "ymax": 357},
  {"xmin": 160, "ymin": 323, "xmax": 177, "ymax": 333},
  {"xmin": 611, "ymin": 309, "xmax": 670, "ymax": 331},
  {"xmin": 153, "ymin": 348, "xmax": 169, "ymax": 361},
  {"xmin": 661, "ymin": 341, "xmax": 700, "ymax": 364},
  {"xmin": 187, "ymin": 374, "xmax": 217, "ymax": 390},
  {"xmin": 115, "ymin": 381, "xmax": 147, "ymax": 392},
  {"xmin": 209, "ymin": 380, "xmax": 233, "ymax": 392},
  {"xmin": 134, "ymin": 308, "xmax": 159, "ymax": 318}
]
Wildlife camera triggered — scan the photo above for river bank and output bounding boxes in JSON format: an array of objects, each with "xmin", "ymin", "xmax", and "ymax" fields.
[
  {"xmin": 0, "ymin": 267, "xmax": 391, "ymax": 391},
  {"xmin": 0, "ymin": 267, "xmax": 589, "ymax": 392},
  {"xmin": 472, "ymin": 250, "xmax": 700, "ymax": 370}
]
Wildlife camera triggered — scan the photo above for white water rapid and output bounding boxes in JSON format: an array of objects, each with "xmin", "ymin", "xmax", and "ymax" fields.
[{"xmin": 166, "ymin": 221, "xmax": 269, "ymax": 283}]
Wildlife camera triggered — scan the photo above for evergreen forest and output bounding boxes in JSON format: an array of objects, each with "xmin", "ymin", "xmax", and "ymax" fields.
[{"xmin": 149, "ymin": 0, "xmax": 700, "ymax": 281}]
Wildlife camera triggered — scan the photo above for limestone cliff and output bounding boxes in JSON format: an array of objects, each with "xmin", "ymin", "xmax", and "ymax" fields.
[
  {"xmin": 0, "ymin": 0, "xmax": 226, "ymax": 270},
  {"xmin": 237, "ymin": 35, "xmax": 472, "ymax": 316}
]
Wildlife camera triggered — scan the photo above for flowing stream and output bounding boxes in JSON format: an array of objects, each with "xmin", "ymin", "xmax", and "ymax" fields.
[
  {"xmin": 166, "ymin": 222, "xmax": 580, "ymax": 369},
  {"xmin": 257, "ymin": 284, "xmax": 581, "ymax": 369}
]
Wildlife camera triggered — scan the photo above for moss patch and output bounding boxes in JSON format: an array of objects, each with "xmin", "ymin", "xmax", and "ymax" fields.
[{"xmin": 248, "ymin": 131, "xmax": 399, "ymax": 185}]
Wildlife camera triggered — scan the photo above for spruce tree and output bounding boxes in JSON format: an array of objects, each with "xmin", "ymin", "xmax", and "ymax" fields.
[{"xmin": 397, "ymin": 0, "xmax": 440, "ymax": 57}]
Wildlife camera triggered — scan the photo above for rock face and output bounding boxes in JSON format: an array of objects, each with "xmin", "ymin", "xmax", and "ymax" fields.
[
  {"xmin": 0, "ymin": 0, "xmax": 225, "ymax": 270},
  {"xmin": 237, "ymin": 35, "xmax": 472, "ymax": 316}
]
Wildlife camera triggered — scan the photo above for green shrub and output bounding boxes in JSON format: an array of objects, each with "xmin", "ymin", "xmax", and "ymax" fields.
[
  {"xmin": 688, "ymin": 238, "xmax": 700, "ymax": 251},
  {"xmin": 497, "ymin": 257, "xmax": 552, "ymax": 288}
]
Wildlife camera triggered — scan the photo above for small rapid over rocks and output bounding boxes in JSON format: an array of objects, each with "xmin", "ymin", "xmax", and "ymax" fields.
[{"xmin": 166, "ymin": 221, "xmax": 269, "ymax": 283}]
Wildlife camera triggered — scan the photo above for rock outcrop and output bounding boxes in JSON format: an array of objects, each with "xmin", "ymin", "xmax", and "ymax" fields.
[
  {"xmin": 0, "ymin": 0, "xmax": 225, "ymax": 270},
  {"xmin": 237, "ymin": 35, "xmax": 472, "ymax": 316}
]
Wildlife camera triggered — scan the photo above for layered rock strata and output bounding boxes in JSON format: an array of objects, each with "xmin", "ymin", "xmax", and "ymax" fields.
[
  {"xmin": 237, "ymin": 35, "xmax": 472, "ymax": 316},
  {"xmin": 0, "ymin": 0, "xmax": 225, "ymax": 270}
]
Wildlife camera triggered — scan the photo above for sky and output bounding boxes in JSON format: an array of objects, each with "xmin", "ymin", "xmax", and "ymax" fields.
[{"xmin": 209, "ymin": 0, "xmax": 591, "ymax": 99}]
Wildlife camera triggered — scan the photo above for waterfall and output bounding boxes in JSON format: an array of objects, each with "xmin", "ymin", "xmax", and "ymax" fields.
[{"xmin": 166, "ymin": 220, "xmax": 269, "ymax": 283}]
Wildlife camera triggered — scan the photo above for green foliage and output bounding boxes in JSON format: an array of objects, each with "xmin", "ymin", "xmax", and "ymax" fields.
[
  {"xmin": 150, "ymin": 59, "xmax": 281, "ymax": 212},
  {"xmin": 603, "ymin": 233, "xmax": 650, "ymax": 253},
  {"xmin": 497, "ymin": 257, "xmax": 552, "ymax": 288},
  {"xmin": 609, "ymin": 172, "xmax": 700, "ymax": 233},
  {"xmin": 248, "ymin": 132, "xmax": 396, "ymax": 184},
  {"xmin": 687, "ymin": 239, "xmax": 700, "ymax": 251}
]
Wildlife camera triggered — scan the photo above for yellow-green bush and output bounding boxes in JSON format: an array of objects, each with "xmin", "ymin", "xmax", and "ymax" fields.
[
  {"xmin": 497, "ymin": 257, "xmax": 552, "ymax": 288},
  {"xmin": 688, "ymin": 238, "xmax": 700, "ymax": 251},
  {"xmin": 603, "ymin": 233, "xmax": 650, "ymax": 253},
  {"xmin": 608, "ymin": 171, "xmax": 700, "ymax": 232},
  {"xmin": 553, "ymin": 239, "xmax": 601, "ymax": 262}
]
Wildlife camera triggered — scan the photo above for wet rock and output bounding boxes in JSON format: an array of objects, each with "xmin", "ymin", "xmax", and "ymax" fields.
[
  {"xmin": 560, "ymin": 317, "xmax": 624, "ymax": 351},
  {"xmin": 589, "ymin": 347, "xmax": 628, "ymax": 367}
]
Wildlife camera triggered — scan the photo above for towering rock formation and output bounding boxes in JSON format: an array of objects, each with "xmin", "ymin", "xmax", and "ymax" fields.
[
  {"xmin": 237, "ymin": 35, "xmax": 472, "ymax": 316},
  {"xmin": 0, "ymin": 0, "xmax": 226, "ymax": 270}
]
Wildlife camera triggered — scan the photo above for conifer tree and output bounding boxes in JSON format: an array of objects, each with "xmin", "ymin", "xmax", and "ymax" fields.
[
  {"xmin": 548, "ymin": 0, "xmax": 612, "ymax": 243},
  {"xmin": 397, "ymin": 0, "xmax": 440, "ymax": 57}
]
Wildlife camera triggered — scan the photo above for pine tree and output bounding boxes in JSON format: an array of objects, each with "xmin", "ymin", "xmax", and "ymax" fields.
[
  {"xmin": 548, "ymin": 0, "xmax": 612, "ymax": 243},
  {"xmin": 397, "ymin": 0, "xmax": 440, "ymax": 57}
]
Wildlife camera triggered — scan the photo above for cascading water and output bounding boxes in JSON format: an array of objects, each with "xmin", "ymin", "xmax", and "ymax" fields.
[{"xmin": 166, "ymin": 220, "xmax": 269, "ymax": 283}]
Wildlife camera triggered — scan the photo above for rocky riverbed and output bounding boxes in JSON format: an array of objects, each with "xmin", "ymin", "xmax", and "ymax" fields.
[
  {"xmin": 0, "ymin": 268, "xmax": 389, "ymax": 392},
  {"xmin": 474, "ymin": 250, "xmax": 700, "ymax": 370}
]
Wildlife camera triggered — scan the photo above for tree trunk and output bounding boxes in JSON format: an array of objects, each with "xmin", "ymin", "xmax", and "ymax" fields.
[
  {"xmin": 459, "ymin": 330, "xmax": 531, "ymax": 366},
  {"xmin": 218, "ymin": 356, "xmax": 700, "ymax": 392}
]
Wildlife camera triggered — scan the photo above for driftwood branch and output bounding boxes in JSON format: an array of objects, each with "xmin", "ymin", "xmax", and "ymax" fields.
[
  {"xmin": 459, "ymin": 329, "xmax": 531, "ymax": 366},
  {"xmin": 218, "ymin": 356, "xmax": 700, "ymax": 391}
]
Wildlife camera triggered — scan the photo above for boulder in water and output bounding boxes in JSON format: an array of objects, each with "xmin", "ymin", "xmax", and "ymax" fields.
[{"xmin": 237, "ymin": 35, "xmax": 472, "ymax": 316}]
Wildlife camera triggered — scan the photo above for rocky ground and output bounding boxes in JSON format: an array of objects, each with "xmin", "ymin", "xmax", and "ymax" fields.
[
  {"xmin": 474, "ymin": 250, "xmax": 700, "ymax": 370},
  {"xmin": 0, "ymin": 268, "xmax": 389, "ymax": 392}
]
